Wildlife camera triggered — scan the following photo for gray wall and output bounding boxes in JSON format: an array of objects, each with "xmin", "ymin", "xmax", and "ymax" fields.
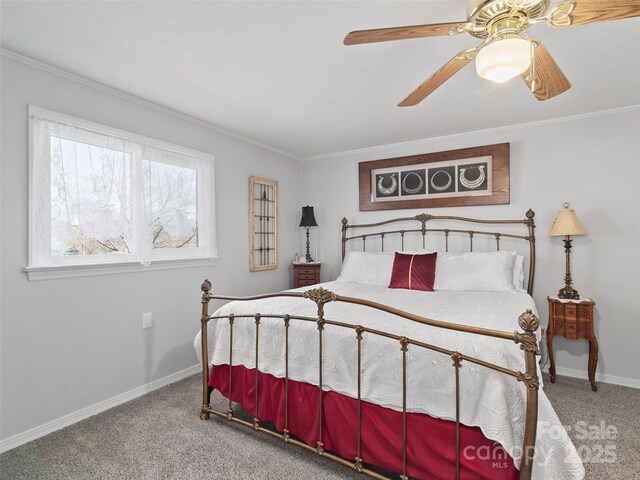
[
  {"xmin": 2, "ymin": 52, "xmax": 638, "ymax": 448},
  {"xmin": 0, "ymin": 57, "xmax": 301, "ymax": 442},
  {"xmin": 301, "ymin": 108, "xmax": 640, "ymax": 385}
]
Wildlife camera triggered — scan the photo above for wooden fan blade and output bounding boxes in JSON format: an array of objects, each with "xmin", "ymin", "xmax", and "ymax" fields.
[
  {"xmin": 398, "ymin": 49, "xmax": 477, "ymax": 106},
  {"xmin": 344, "ymin": 22, "xmax": 470, "ymax": 45},
  {"xmin": 549, "ymin": 0, "xmax": 640, "ymax": 27},
  {"xmin": 521, "ymin": 39, "xmax": 571, "ymax": 101}
]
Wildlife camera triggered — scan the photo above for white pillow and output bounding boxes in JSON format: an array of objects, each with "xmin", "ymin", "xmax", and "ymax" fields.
[
  {"xmin": 512, "ymin": 253, "xmax": 526, "ymax": 292},
  {"xmin": 337, "ymin": 251, "xmax": 395, "ymax": 285},
  {"xmin": 434, "ymin": 251, "xmax": 517, "ymax": 292}
]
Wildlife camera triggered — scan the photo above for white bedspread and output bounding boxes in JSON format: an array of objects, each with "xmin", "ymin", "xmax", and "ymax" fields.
[{"xmin": 195, "ymin": 281, "xmax": 584, "ymax": 480}]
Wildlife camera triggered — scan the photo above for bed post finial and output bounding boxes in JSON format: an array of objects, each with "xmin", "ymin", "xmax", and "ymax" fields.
[
  {"xmin": 525, "ymin": 209, "xmax": 536, "ymax": 227},
  {"xmin": 518, "ymin": 309, "xmax": 539, "ymax": 334},
  {"xmin": 514, "ymin": 309, "xmax": 541, "ymax": 355}
]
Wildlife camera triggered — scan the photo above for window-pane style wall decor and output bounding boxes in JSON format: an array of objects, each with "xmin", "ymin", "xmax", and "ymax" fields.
[{"xmin": 249, "ymin": 176, "xmax": 278, "ymax": 271}]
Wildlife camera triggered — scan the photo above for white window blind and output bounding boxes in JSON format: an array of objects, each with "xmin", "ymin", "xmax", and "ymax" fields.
[{"xmin": 28, "ymin": 106, "xmax": 217, "ymax": 272}]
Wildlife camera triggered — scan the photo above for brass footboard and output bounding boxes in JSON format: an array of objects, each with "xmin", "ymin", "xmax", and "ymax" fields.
[{"xmin": 198, "ymin": 279, "xmax": 540, "ymax": 480}]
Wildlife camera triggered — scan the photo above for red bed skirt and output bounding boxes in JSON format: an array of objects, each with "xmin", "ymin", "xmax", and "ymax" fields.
[{"xmin": 209, "ymin": 364, "xmax": 518, "ymax": 480}]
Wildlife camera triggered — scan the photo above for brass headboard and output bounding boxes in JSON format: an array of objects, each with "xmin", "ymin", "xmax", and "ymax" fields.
[{"xmin": 341, "ymin": 209, "xmax": 536, "ymax": 295}]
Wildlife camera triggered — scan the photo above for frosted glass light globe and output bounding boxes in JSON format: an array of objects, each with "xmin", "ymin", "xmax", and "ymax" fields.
[{"xmin": 476, "ymin": 38, "xmax": 532, "ymax": 83}]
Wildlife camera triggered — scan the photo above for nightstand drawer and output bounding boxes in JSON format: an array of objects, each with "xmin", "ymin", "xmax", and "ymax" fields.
[
  {"xmin": 553, "ymin": 303, "xmax": 567, "ymax": 320},
  {"xmin": 556, "ymin": 318, "xmax": 566, "ymax": 334},
  {"xmin": 577, "ymin": 305, "xmax": 591, "ymax": 319},
  {"xmin": 298, "ymin": 273, "xmax": 317, "ymax": 280},
  {"xmin": 297, "ymin": 279, "xmax": 317, "ymax": 286},
  {"xmin": 553, "ymin": 302, "xmax": 577, "ymax": 319},
  {"xmin": 297, "ymin": 268, "xmax": 317, "ymax": 275},
  {"xmin": 565, "ymin": 320, "xmax": 578, "ymax": 339}
]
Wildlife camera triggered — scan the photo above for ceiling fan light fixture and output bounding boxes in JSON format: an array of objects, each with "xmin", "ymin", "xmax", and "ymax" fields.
[{"xmin": 476, "ymin": 37, "xmax": 531, "ymax": 83}]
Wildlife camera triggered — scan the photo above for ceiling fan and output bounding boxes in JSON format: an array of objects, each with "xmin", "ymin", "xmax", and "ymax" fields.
[{"xmin": 344, "ymin": 0, "xmax": 640, "ymax": 105}]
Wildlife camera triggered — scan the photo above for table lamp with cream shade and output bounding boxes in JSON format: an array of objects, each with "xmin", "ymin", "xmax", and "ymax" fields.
[{"xmin": 549, "ymin": 202, "xmax": 588, "ymax": 300}]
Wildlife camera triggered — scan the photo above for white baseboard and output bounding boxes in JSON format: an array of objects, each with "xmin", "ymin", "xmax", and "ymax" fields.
[
  {"xmin": 544, "ymin": 365, "xmax": 640, "ymax": 389},
  {"xmin": 2, "ymin": 363, "xmax": 635, "ymax": 454},
  {"xmin": 0, "ymin": 364, "xmax": 200, "ymax": 453}
]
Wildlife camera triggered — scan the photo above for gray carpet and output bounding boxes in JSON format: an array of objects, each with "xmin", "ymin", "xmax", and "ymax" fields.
[
  {"xmin": 1, "ymin": 373, "xmax": 638, "ymax": 479},
  {"xmin": 541, "ymin": 375, "xmax": 640, "ymax": 480}
]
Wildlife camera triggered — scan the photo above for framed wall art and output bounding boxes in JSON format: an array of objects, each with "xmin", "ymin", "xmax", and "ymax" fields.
[
  {"xmin": 249, "ymin": 176, "xmax": 278, "ymax": 271},
  {"xmin": 359, "ymin": 143, "xmax": 510, "ymax": 211}
]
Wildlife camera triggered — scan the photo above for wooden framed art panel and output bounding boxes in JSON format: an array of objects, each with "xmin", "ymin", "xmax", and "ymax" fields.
[
  {"xmin": 249, "ymin": 176, "xmax": 278, "ymax": 271},
  {"xmin": 358, "ymin": 143, "xmax": 509, "ymax": 211}
]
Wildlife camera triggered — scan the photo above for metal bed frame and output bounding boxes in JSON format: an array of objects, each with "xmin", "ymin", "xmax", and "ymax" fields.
[{"xmin": 198, "ymin": 209, "xmax": 540, "ymax": 480}]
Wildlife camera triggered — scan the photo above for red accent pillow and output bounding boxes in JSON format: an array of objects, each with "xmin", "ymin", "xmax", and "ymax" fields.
[{"xmin": 388, "ymin": 252, "xmax": 437, "ymax": 291}]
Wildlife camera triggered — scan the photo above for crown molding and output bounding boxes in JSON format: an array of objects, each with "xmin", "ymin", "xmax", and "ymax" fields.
[
  {"xmin": 1, "ymin": 48, "xmax": 301, "ymax": 161},
  {"xmin": 5, "ymin": 48, "xmax": 638, "ymax": 163},
  {"xmin": 302, "ymin": 104, "xmax": 640, "ymax": 162}
]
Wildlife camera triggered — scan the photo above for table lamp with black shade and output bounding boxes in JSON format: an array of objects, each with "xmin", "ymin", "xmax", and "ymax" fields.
[
  {"xmin": 549, "ymin": 202, "xmax": 588, "ymax": 299},
  {"xmin": 299, "ymin": 205, "xmax": 318, "ymax": 262}
]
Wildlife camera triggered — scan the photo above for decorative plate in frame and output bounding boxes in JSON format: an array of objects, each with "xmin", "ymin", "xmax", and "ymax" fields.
[{"xmin": 249, "ymin": 176, "xmax": 278, "ymax": 271}]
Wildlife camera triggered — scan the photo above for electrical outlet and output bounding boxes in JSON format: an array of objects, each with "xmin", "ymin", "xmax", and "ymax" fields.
[{"xmin": 142, "ymin": 312, "xmax": 152, "ymax": 329}]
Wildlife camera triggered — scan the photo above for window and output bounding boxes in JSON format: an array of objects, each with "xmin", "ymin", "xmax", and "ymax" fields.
[{"xmin": 27, "ymin": 106, "xmax": 216, "ymax": 278}]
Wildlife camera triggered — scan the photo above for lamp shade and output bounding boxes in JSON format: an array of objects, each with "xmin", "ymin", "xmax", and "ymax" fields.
[
  {"xmin": 476, "ymin": 37, "xmax": 531, "ymax": 83},
  {"xmin": 299, "ymin": 205, "xmax": 318, "ymax": 227},
  {"xmin": 549, "ymin": 203, "xmax": 587, "ymax": 236}
]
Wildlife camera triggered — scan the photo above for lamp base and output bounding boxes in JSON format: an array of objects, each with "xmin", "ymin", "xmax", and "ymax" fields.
[
  {"xmin": 305, "ymin": 227, "xmax": 313, "ymax": 263},
  {"xmin": 558, "ymin": 286, "xmax": 580, "ymax": 300},
  {"xmin": 558, "ymin": 236, "xmax": 579, "ymax": 299}
]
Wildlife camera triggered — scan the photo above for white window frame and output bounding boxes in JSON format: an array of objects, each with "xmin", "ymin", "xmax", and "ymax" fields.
[{"xmin": 24, "ymin": 106, "xmax": 217, "ymax": 281}]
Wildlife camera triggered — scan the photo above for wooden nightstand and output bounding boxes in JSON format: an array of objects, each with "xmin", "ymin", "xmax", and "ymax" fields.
[
  {"xmin": 547, "ymin": 296, "xmax": 598, "ymax": 391},
  {"xmin": 293, "ymin": 262, "xmax": 321, "ymax": 288}
]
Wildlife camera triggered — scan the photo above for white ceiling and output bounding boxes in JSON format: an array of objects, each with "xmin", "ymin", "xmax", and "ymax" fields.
[{"xmin": 2, "ymin": 1, "xmax": 639, "ymax": 158}]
